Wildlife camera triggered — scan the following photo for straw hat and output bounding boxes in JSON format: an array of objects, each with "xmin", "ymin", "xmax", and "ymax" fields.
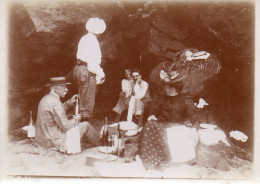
[{"xmin": 46, "ymin": 77, "xmax": 71, "ymax": 86}]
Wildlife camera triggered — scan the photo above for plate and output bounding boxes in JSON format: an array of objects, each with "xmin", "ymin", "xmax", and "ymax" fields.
[
  {"xmin": 86, "ymin": 154, "xmax": 118, "ymax": 166},
  {"xmin": 105, "ymin": 155, "xmax": 118, "ymax": 161},
  {"xmin": 98, "ymin": 146, "xmax": 116, "ymax": 154},
  {"xmin": 109, "ymin": 121, "xmax": 138, "ymax": 131},
  {"xmin": 125, "ymin": 130, "xmax": 138, "ymax": 136},
  {"xmin": 119, "ymin": 121, "xmax": 138, "ymax": 130},
  {"xmin": 200, "ymin": 123, "xmax": 217, "ymax": 129}
]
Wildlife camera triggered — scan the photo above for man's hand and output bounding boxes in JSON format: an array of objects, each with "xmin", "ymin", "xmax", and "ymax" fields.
[
  {"xmin": 97, "ymin": 76, "xmax": 106, "ymax": 85},
  {"xmin": 137, "ymin": 78, "xmax": 142, "ymax": 85},
  {"xmin": 196, "ymin": 98, "xmax": 209, "ymax": 109},
  {"xmin": 160, "ymin": 70, "xmax": 170, "ymax": 82},
  {"xmin": 147, "ymin": 115, "xmax": 157, "ymax": 121},
  {"xmin": 70, "ymin": 94, "xmax": 79, "ymax": 104},
  {"xmin": 120, "ymin": 92, "xmax": 126, "ymax": 97},
  {"xmin": 73, "ymin": 114, "xmax": 81, "ymax": 122}
]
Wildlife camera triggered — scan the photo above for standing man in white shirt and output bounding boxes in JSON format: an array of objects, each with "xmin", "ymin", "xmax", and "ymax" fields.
[{"xmin": 73, "ymin": 17, "xmax": 106, "ymax": 122}]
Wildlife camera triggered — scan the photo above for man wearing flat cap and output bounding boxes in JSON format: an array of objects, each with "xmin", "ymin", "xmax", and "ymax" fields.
[
  {"xmin": 35, "ymin": 77, "xmax": 100, "ymax": 153},
  {"xmin": 73, "ymin": 17, "xmax": 106, "ymax": 122}
]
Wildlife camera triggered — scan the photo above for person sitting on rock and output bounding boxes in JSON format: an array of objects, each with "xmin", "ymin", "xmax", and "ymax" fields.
[
  {"xmin": 112, "ymin": 69, "xmax": 134, "ymax": 122},
  {"xmin": 35, "ymin": 77, "xmax": 100, "ymax": 153},
  {"xmin": 113, "ymin": 69, "xmax": 152, "ymax": 127}
]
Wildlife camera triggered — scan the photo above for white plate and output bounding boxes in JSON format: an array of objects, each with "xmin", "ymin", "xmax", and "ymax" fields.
[
  {"xmin": 105, "ymin": 155, "xmax": 118, "ymax": 161},
  {"xmin": 200, "ymin": 123, "xmax": 217, "ymax": 129},
  {"xmin": 125, "ymin": 130, "xmax": 138, "ymax": 136},
  {"xmin": 98, "ymin": 146, "xmax": 116, "ymax": 154},
  {"xmin": 109, "ymin": 121, "xmax": 138, "ymax": 131}
]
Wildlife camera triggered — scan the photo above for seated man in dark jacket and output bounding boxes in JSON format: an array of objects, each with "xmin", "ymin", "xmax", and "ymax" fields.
[
  {"xmin": 139, "ymin": 82, "xmax": 200, "ymax": 170},
  {"xmin": 149, "ymin": 83, "xmax": 200, "ymax": 128}
]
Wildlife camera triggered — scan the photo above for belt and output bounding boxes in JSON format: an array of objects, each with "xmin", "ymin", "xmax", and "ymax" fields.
[
  {"xmin": 77, "ymin": 59, "xmax": 88, "ymax": 66},
  {"xmin": 76, "ymin": 59, "xmax": 96, "ymax": 77},
  {"xmin": 90, "ymin": 73, "xmax": 96, "ymax": 78}
]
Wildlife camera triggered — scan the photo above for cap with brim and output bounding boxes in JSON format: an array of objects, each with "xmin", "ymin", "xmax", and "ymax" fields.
[{"xmin": 45, "ymin": 77, "xmax": 71, "ymax": 86}]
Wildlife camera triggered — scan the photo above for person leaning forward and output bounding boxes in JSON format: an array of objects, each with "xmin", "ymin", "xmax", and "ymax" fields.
[
  {"xmin": 73, "ymin": 17, "xmax": 106, "ymax": 122},
  {"xmin": 35, "ymin": 77, "xmax": 100, "ymax": 153}
]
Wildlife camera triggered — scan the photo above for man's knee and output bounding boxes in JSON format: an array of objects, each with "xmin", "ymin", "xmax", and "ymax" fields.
[
  {"xmin": 135, "ymin": 114, "xmax": 143, "ymax": 119},
  {"xmin": 79, "ymin": 121, "xmax": 88, "ymax": 128},
  {"xmin": 112, "ymin": 107, "xmax": 123, "ymax": 116}
]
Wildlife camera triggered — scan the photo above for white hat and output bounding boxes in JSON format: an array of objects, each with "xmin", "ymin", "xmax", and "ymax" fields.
[{"xmin": 86, "ymin": 17, "xmax": 106, "ymax": 34}]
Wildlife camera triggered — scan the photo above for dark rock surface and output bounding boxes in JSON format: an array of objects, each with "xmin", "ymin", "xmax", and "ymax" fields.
[{"xmin": 8, "ymin": 1, "xmax": 254, "ymax": 154}]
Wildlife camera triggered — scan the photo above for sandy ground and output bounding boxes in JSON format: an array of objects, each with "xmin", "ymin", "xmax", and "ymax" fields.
[{"xmin": 2, "ymin": 137, "xmax": 253, "ymax": 180}]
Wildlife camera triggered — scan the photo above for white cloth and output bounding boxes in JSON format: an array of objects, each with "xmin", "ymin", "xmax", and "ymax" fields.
[
  {"xmin": 121, "ymin": 79, "xmax": 133, "ymax": 98},
  {"xmin": 167, "ymin": 125, "xmax": 199, "ymax": 163},
  {"xmin": 198, "ymin": 128, "xmax": 230, "ymax": 146},
  {"xmin": 229, "ymin": 130, "xmax": 248, "ymax": 142},
  {"xmin": 127, "ymin": 96, "xmax": 136, "ymax": 123},
  {"xmin": 76, "ymin": 32, "xmax": 105, "ymax": 78},
  {"xmin": 195, "ymin": 98, "xmax": 209, "ymax": 108},
  {"xmin": 187, "ymin": 51, "xmax": 211, "ymax": 61},
  {"xmin": 66, "ymin": 125, "xmax": 81, "ymax": 154},
  {"xmin": 126, "ymin": 80, "xmax": 149, "ymax": 121}
]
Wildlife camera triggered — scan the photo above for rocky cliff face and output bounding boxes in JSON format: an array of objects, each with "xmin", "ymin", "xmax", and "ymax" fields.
[{"xmin": 8, "ymin": 1, "xmax": 254, "ymax": 150}]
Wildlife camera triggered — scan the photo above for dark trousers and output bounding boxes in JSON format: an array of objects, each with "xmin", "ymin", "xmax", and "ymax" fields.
[{"xmin": 73, "ymin": 65, "xmax": 96, "ymax": 119}]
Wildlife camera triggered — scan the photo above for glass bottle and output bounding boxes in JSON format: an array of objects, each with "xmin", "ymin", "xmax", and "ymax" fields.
[
  {"xmin": 75, "ymin": 95, "xmax": 79, "ymax": 116},
  {"xmin": 27, "ymin": 111, "xmax": 35, "ymax": 138},
  {"xmin": 102, "ymin": 117, "xmax": 109, "ymax": 146}
]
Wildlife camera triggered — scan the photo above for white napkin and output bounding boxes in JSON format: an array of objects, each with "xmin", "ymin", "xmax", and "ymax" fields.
[
  {"xmin": 127, "ymin": 96, "xmax": 136, "ymax": 123},
  {"xmin": 66, "ymin": 126, "xmax": 81, "ymax": 154},
  {"xmin": 230, "ymin": 130, "xmax": 248, "ymax": 142}
]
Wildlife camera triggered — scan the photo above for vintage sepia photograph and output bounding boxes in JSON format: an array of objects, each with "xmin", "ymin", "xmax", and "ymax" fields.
[{"xmin": 0, "ymin": 0, "xmax": 257, "ymax": 182}]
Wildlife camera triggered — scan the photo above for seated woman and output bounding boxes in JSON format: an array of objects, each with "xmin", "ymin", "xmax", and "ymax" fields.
[
  {"xmin": 112, "ymin": 69, "xmax": 134, "ymax": 122},
  {"xmin": 113, "ymin": 69, "xmax": 152, "ymax": 127},
  {"xmin": 139, "ymin": 82, "xmax": 200, "ymax": 170}
]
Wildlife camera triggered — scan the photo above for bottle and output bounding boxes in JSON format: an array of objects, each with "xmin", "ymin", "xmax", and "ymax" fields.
[
  {"xmin": 117, "ymin": 123, "xmax": 124, "ymax": 157},
  {"xmin": 111, "ymin": 123, "xmax": 118, "ymax": 154},
  {"xmin": 119, "ymin": 138, "xmax": 125, "ymax": 158},
  {"xmin": 27, "ymin": 111, "xmax": 35, "ymax": 138},
  {"xmin": 118, "ymin": 122, "xmax": 121, "ymax": 139},
  {"xmin": 75, "ymin": 95, "xmax": 79, "ymax": 116},
  {"xmin": 118, "ymin": 123, "xmax": 125, "ymax": 157},
  {"xmin": 102, "ymin": 117, "xmax": 109, "ymax": 146}
]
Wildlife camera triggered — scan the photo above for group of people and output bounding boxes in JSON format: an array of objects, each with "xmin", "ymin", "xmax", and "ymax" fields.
[
  {"xmin": 138, "ymin": 48, "xmax": 221, "ymax": 169},
  {"xmin": 35, "ymin": 17, "xmax": 107, "ymax": 153},
  {"xmin": 33, "ymin": 17, "xmax": 219, "ymax": 170},
  {"xmin": 112, "ymin": 68, "xmax": 152, "ymax": 127}
]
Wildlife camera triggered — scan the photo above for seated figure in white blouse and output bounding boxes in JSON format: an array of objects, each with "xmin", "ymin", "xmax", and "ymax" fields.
[
  {"xmin": 113, "ymin": 69, "xmax": 152, "ymax": 127},
  {"xmin": 113, "ymin": 69, "xmax": 152, "ymax": 126},
  {"xmin": 112, "ymin": 69, "xmax": 133, "ymax": 122}
]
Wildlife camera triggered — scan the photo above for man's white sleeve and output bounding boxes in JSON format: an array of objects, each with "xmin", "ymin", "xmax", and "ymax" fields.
[{"xmin": 134, "ymin": 81, "xmax": 148, "ymax": 100}]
